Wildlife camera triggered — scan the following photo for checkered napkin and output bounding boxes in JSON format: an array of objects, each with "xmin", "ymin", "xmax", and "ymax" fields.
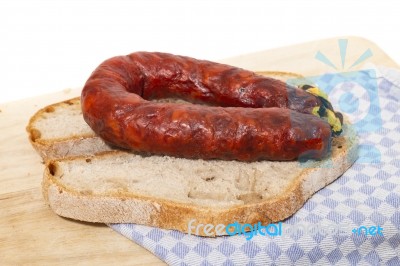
[{"xmin": 110, "ymin": 66, "xmax": 400, "ymax": 265}]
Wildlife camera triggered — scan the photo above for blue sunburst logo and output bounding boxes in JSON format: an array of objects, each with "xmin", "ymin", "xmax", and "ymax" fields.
[
  {"xmin": 315, "ymin": 39, "xmax": 373, "ymax": 70},
  {"xmin": 291, "ymin": 38, "xmax": 382, "ymax": 166}
]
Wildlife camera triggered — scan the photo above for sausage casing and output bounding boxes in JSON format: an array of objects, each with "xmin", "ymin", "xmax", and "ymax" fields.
[{"xmin": 82, "ymin": 52, "xmax": 332, "ymax": 161}]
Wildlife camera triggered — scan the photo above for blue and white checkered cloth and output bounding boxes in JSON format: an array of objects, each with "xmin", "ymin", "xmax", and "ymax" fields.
[{"xmin": 110, "ymin": 66, "xmax": 400, "ymax": 265}]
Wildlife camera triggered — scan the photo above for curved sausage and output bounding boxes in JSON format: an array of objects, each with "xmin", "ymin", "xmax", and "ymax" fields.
[{"xmin": 81, "ymin": 52, "xmax": 332, "ymax": 161}]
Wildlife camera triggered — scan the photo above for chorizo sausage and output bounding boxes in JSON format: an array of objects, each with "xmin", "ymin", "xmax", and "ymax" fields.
[{"xmin": 81, "ymin": 52, "xmax": 332, "ymax": 161}]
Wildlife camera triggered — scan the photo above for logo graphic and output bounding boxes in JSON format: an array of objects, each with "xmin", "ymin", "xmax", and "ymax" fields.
[
  {"xmin": 352, "ymin": 225, "xmax": 384, "ymax": 236},
  {"xmin": 289, "ymin": 39, "xmax": 382, "ymax": 164},
  {"xmin": 187, "ymin": 219, "xmax": 283, "ymax": 240},
  {"xmin": 315, "ymin": 39, "xmax": 373, "ymax": 70}
]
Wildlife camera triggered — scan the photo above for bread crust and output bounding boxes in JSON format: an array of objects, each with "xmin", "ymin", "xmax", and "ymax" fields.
[
  {"xmin": 26, "ymin": 98, "xmax": 115, "ymax": 161},
  {"xmin": 42, "ymin": 129, "xmax": 357, "ymax": 236}
]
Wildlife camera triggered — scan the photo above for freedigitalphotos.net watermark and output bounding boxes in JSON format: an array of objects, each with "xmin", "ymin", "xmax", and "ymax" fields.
[{"xmin": 187, "ymin": 219, "xmax": 384, "ymax": 240}]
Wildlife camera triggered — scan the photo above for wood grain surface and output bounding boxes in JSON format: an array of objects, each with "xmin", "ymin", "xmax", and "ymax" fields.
[{"xmin": 0, "ymin": 36, "xmax": 398, "ymax": 265}]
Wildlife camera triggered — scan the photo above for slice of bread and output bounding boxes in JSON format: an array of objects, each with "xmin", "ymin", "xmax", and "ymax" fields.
[
  {"xmin": 27, "ymin": 97, "xmax": 113, "ymax": 161},
  {"xmin": 27, "ymin": 71, "xmax": 358, "ymax": 236},
  {"xmin": 43, "ymin": 128, "xmax": 356, "ymax": 236}
]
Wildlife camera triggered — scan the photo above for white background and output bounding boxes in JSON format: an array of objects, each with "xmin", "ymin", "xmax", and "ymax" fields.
[{"xmin": 1, "ymin": 0, "xmax": 399, "ymax": 103}]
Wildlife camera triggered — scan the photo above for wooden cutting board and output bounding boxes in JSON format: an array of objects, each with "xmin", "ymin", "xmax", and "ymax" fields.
[{"xmin": 1, "ymin": 36, "xmax": 398, "ymax": 265}]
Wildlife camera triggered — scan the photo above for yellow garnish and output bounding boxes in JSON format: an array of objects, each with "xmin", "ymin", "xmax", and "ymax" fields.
[
  {"xmin": 311, "ymin": 106, "xmax": 320, "ymax": 116},
  {"xmin": 300, "ymin": 85, "xmax": 343, "ymax": 135},
  {"xmin": 305, "ymin": 86, "xmax": 329, "ymax": 101},
  {"xmin": 326, "ymin": 109, "xmax": 342, "ymax": 133}
]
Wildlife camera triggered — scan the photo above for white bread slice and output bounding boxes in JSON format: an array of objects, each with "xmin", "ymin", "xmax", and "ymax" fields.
[
  {"xmin": 43, "ymin": 126, "xmax": 357, "ymax": 236},
  {"xmin": 26, "ymin": 97, "xmax": 113, "ymax": 160},
  {"xmin": 27, "ymin": 71, "xmax": 358, "ymax": 236}
]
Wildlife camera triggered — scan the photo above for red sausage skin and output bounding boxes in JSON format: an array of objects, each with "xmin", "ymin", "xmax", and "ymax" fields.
[{"xmin": 82, "ymin": 52, "xmax": 332, "ymax": 161}]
